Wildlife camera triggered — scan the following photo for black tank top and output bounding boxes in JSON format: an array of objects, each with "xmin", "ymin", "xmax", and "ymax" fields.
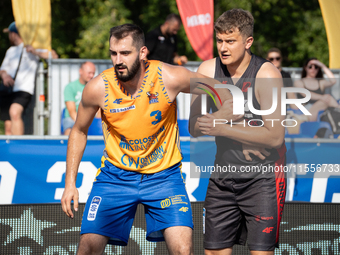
[
  {"xmin": 210, "ymin": 55, "xmax": 286, "ymax": 179},
  {"xmin": 301, "ymin": 79, "xmax": 324, "ymax": 104}
]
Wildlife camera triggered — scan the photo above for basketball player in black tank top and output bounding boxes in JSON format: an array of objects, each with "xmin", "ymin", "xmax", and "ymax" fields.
[{"xmin": 189, "ymin": 9, "xmax": 286, "ymax": 255}]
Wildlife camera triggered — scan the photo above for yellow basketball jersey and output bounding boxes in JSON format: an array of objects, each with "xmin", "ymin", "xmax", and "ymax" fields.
[{"xmin": 100, "ymin": 60, "xmax": 182, "ymax": 173}]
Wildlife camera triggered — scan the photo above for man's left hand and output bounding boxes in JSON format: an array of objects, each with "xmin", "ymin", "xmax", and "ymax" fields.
[
  {"xmin": 242, "ymin": 144, "xmax": 271, "ymax": 161},
  {"xmin": 25, "ymin": 45, "xmax": 36, "ymax": 54},
  {"xmin": 197, "ymin": 113, "xmax": 222, "ymax": 136}
]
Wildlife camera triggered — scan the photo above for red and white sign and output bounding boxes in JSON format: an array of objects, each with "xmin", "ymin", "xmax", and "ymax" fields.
[{"xmin": 176, "ymin": 0, "xmax": 214, "ymax": 61}]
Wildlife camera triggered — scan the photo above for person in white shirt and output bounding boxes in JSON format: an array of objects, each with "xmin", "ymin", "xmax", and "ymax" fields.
[{"xmin": 0, "ymin": 22, "xmax": 58, "ymax": 135}]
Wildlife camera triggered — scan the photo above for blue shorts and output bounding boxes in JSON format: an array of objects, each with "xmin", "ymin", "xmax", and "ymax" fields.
[
  {"xmin": 62, "ymin": 117, "xmax": 75, "ymax": 131},
  {"xmin": 80, "ymin": 160, "xmax": 193, "ymax": 246}
]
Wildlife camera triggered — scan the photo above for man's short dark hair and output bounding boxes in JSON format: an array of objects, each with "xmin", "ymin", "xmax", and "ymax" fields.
[
  {"xmin": 214, "ymin": 9, "xmax": 254, "ymax": 38},
  {"xmin": 267, "ymin": 48, "xmax": 282, "ymax": 57},
  {"xmin": 110, "ymin": 24, "xmax": 145, "ymax": 50},
  {"xmin": 165, "ymin": 13, "xmax": 182, "ymax": 24}
]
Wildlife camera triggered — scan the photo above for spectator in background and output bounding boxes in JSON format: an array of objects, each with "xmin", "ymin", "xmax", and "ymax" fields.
[
  {"xmin": 266, "ymin": 47, "xmax": 298, "ymax": 109},
  {"xmin": 0, "ymin": 22, "xmax": 58, "ymax": 135},
  {"xmin": 145, "ymin": 13, "xmax": 188, "ymax": 65},
  {"xmin": 314, "ymin": 127, "xmax": 333, "ymax": 139},
  {"xmin": 294, "ymin": 58, "xmax": 338, "ymax": 121},
  {"xmin": 63, "ymin": 61, "xmax": 96, "ymax": 135}
]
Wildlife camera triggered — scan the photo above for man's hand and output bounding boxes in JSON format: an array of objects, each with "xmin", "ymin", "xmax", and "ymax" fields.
[
  {"xmin": 174, "ymin": 55, "xmax": 188, "ymax": 65},
  {"xmin": 61, "ymin": 186, "xmax": 79, "ymax": 219},
  {"xmin": 197, "ymin": 113, "xmax": 223, "ymax": 136},
  {"xmin": 1, "ymin": 72, "xmax": 14, "ymax": 87},
  {"xmin": 197, "ymin": 99, "xmax": 243, "ymax": 136},
  {"xmin": 212, "ymin": 99, "xmax": 243, "ymax": 121},
  {"xmin": 308, "ymin": 59, "xmax": 325, "ymax": 69},
  {"xmin": 179, "ymin": 55, "xmax": 188, "ymax": 65},
  {"xmin": 242, "ymin": 144, "xmax": 271, "ymax": 161},
  {"xmin": 25, "ymin": 45, "xmax": 36, "ymax": 55}
]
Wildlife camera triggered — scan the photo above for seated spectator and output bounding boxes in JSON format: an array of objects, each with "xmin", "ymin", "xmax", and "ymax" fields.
[
  {"xmin": 294, "ymin": 58, "xmax": 339, "ymax": 121},
  {"xmin": 266, "ymin": 47, "xmax": 298, "ymax": 109},
  {"xmin": 63, "ymin": 61, "xmax": 96, "ymax": 135}
]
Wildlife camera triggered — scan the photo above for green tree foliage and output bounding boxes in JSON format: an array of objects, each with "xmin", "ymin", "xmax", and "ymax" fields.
[
  {"xmin": 51, "ymin": 0, "xmax": 82, "ymax": 58},
  {"xmin": 75, "ymin": 0, "xmax": 131, "ymax": 59},
  {"xmin": 251, "ymin": 0, "xmax": 328, "ymax": 67},
  {"xmin": 0, "ymin": 1, "xmax": 14, "ymax": 61}
]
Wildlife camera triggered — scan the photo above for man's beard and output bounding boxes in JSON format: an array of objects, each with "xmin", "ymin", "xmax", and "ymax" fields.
[
  {"xmin": 115, "ymin": 56, "xmax": 141, "ymax": 82},
  {"xmin": 165, "ymin": 27, "xmax": 172, "ymax": 37}
]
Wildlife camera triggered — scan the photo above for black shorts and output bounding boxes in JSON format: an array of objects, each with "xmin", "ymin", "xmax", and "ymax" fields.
[
  {"xmin": 0, "ymin": 91, "xmax": 32, "ymax": 121},
  {"xmin": 203, "ymin": 176, "xmax": 286, "ymax": 251},
  {"xmin": 0, "ymin": 93, "xmax": 12, "ymax": 121},
  {"xmin": 12, "ymin": 91, "xmax": 32, "ymax": 108}
]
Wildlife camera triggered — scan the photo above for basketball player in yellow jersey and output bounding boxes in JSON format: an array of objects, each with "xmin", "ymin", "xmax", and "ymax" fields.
[{"xmin": 61, "ymin": 24, "xmax": 232, "ymax": 255}]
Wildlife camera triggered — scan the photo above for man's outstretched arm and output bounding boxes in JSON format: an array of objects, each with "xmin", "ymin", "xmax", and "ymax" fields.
[{"xmin": 61, "ymin": 75, "xmax": 104, "ymax": 218}]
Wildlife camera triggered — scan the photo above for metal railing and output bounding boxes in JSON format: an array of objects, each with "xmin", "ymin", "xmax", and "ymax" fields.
[{"xmin": 34, "ymin": 59, "xmax": 340, "ymax": 135}]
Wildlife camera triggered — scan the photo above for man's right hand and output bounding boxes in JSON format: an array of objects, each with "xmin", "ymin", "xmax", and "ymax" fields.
[
  {"xmin": 1, "ymin": 73, "xmax": 14, "ymax": 87},
  {"xmin": 61, "ymin": 186, "xmax": 79, "ymax": 219},
  {"xmin": 212, "ymin": 99, "xmax": 243, "ymax": 121},
  {"xmin": 242, "ymin": 144, "xmax": 271, "ymax": 161}
]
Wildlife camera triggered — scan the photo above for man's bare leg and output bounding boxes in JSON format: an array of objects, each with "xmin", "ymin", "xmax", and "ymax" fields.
[
  {"xmin": 4, "ymin": 120, "xmax": 11, "ymax": 135},
  {"xmin": 9, "ymin": 103, "xmax": 24, "ymax": 135},
  {"xmin": 205, "ymin": 248, "xmax": 233, "ymax": 255},
  {"xmin": 76, "ymin": 233, "xmax": 109, "ymax": 255},
  {"xmin": 162, "ymin": 226, "xmax": 193, "ymax": 255},
  {"xmin": 250, "ymin": 251, "xmax": 274, "ymax": 255},
  {"xmin": 205, "ymin": 248, "xmax": 273, "ymax": 255}
]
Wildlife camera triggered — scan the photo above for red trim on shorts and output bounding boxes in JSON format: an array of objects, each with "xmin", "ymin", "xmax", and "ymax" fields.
[{"xmin": 274, "ymin": 142, "xmax": 286, "ymax": 244}]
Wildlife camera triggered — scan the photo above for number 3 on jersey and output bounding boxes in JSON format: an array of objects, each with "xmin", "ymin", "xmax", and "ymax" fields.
[{"xmin": 150, "ymin": 110, "xmax": 162, "ymax": 125}]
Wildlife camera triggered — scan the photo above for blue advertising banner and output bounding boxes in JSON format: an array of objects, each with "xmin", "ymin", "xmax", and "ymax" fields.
[{"xmin": 0, "ymin": 137, "xmax": 340, "ymax": 204}]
